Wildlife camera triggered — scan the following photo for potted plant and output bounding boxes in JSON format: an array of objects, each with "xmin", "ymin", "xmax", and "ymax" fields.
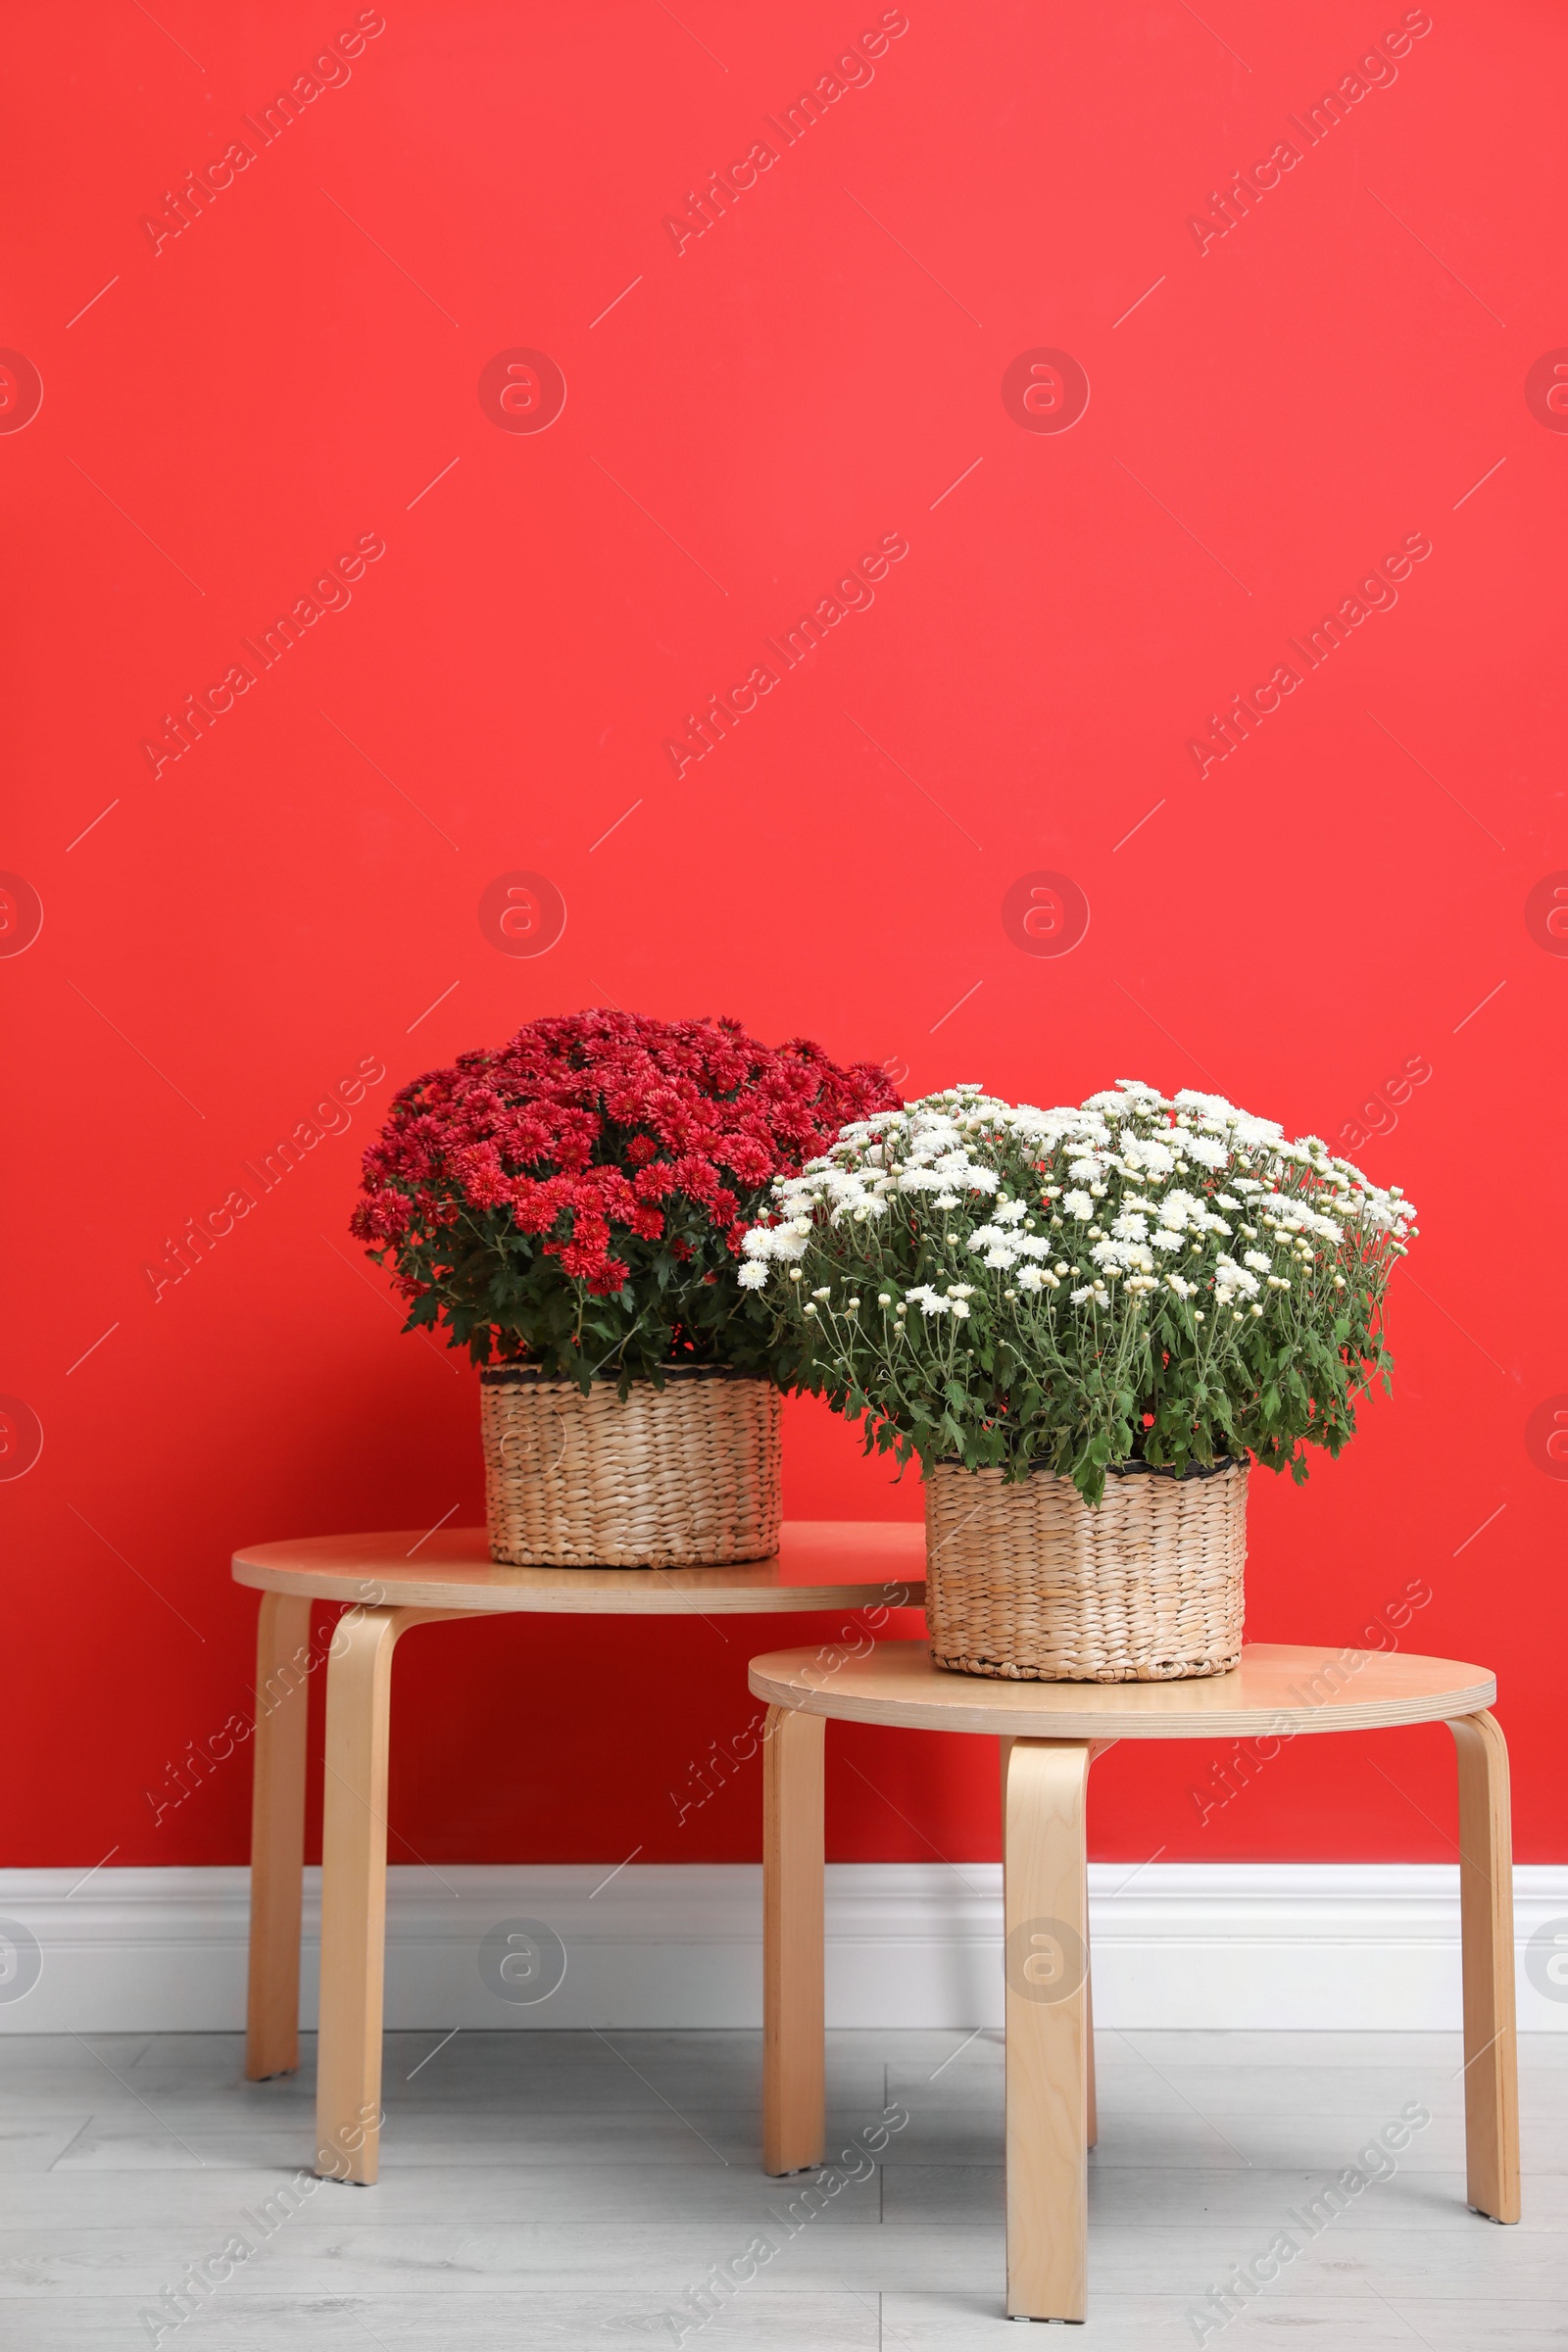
[
  {"xmin": 736, "ymin": 1080, "xmax": 1416, "ymax": 1680},
  {"xmin": 352, "ymin": 1010, "xmax": 897, "ymax": 1567}
]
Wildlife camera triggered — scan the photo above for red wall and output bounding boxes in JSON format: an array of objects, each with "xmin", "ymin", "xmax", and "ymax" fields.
[{"xmin": 5, "ymin": 0, "xmax": 1562, "ymax": 1875}]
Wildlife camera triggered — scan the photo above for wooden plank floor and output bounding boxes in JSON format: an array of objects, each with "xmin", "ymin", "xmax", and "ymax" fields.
[{"xmin": 0, "ymin": 2029, "xmax": 1562, "ymax": 2345}]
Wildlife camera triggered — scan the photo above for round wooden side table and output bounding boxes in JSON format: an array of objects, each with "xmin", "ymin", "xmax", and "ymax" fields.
[
  {"xmin": 231, "ymin": 1521, "xmax": 923, "ymax": 2185},
  {"xmin": 747, "ymin": 1639, "xmax": 1519, "ymax": 2324}
]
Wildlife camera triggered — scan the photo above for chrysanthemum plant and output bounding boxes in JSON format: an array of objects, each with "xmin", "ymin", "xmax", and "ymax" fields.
[
  {"xmin": 352, "ymin": 1010, "xmax": 898, "ymax": 1390},
  {"xmin": 737, "ymin": 1081, "xmax": 1417, "ymax": 1505}
]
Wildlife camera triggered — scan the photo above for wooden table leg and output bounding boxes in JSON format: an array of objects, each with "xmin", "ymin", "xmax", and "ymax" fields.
[
  {"xmin": 1449, "ymin": 1709, "xmax": 1521, "ymax": 2224},
  {"xmin": 316, "ymin": 1606, "xmax": 409, "ymax": 2184},
  {"xmin": 1003, "ymin": 1739, "xmax": 1093, "ymax": 2322},
  {"xmin": 1084, "ymin": 1944, "xmax": 1097, "ymax": 2153},
  {"xmin": 245, "ymin": 1592, "xmax": 313, "ymax": 2081},
  {"xmin": 762, "ymin": 1702, "xmax": 825, "ymax": 2176},
  {"xmin": 1084, "ymin": 1740, "xmax": 1113, "ymax": 2154},
  {"xmin": 1004, "ymin": 1733, "xmax": 1095, "ymax": 2147}
]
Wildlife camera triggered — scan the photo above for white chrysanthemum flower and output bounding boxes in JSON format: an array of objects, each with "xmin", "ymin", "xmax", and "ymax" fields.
[
  {"xmin": 1183, "ymin": 1133, "xmax": 1230, "ymax": 1171},
  {"xmin": 1156, "ymin": 1189, "xmax": 1200, "ymax": 1229},
  {"xmin": 1092, "ymin": 1238, "xmax": 1154, "ymax": 1273},
  {"xmin": 734, "ymin": 1079, "xmax": 1411, "ymax": 1487}
]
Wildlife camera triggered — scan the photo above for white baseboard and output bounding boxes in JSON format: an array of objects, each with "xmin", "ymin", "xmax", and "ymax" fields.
[{"xmin": 1, "ymin": 1865, "xmax": 1564, "ymax": 2034}]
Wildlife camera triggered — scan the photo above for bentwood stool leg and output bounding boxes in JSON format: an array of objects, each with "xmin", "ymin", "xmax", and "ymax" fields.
[
  {"xmin": 316, "ymin": 1604, "xmax": 474, "ymax": 2182},
  {"xmin": 1001, "ymin": 1731, "xmax": 1100, "ymax": 2154},
  {"xmin": 1082, "ymin": 1740, "xmax": 1116, "ymax": 2153},
  {"xmin": 245, "ymin": 1592, "xmax": 313, "ymax": 2081},
  {"xmin": 1005, "ymin": 1731, "xmax": 1104, "ymax": 2154},
  {"xmin": 1448, "ymin": 1709, "xmax": 1521, "ymax": 2224},
  {"xmin": 1083, "ymin": 1947, "xmax": 1097, "ymax": 2153},
  {"xmin": 762, "ymin": 1702, "xmax": 826, "ymax": 2176},
  {"xmin": 1003, "ymin": 1739, "xmax": 1093, "ymax": 2322}
]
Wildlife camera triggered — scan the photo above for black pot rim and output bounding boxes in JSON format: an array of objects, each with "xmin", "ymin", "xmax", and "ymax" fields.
[
  {"xmin": 932, "ymin": 1453, "xmax": 1241, "ymax": 1481},
  {"xmin": 1102, "ymin": 1454, "xmax": 1239, "ymax": 1481},
  {"xmin": 478, "ymin": 1361, "xmax": 759, "ymax": 1387}
]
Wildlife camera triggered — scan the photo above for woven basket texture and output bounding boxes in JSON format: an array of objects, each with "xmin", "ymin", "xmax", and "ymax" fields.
[
  {"xmin": 924, "ymin": 1458, "xmax": 1247, "ymax": 1682},
  {"xmin": 479, "ymin": 1368, "xmax": 782, "ymax": 1567}
]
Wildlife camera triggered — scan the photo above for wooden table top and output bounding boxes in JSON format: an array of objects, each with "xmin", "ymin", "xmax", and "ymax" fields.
[
  {"xmin": 748, "ymin": 1639, "xmax": 1494, "ymax": 1740},
  {"xmin": 232, "ymin": 1520, "xmax": 925, "ymax": 1614}
]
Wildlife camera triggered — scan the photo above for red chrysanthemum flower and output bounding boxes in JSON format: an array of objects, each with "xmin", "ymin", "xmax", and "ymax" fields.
[{"xmin": 350, "ymin": 1010, "xmax": 899, "ymax": 1378}]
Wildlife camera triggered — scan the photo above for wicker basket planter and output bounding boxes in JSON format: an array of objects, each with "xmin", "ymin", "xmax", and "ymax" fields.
[
  {"xmin": 479, "ymin": 1364, "xmax": 782, "ymax": 1568},
  {"xmin": 923, "ymin": 1457, "xmax": 1247, "ymax": 1683}
]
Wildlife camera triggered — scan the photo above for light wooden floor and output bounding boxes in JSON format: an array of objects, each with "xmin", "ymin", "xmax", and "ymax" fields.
[{"xmin": 1, "ymin": 2029, "xmax": 1563, "ymax": 2345}]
